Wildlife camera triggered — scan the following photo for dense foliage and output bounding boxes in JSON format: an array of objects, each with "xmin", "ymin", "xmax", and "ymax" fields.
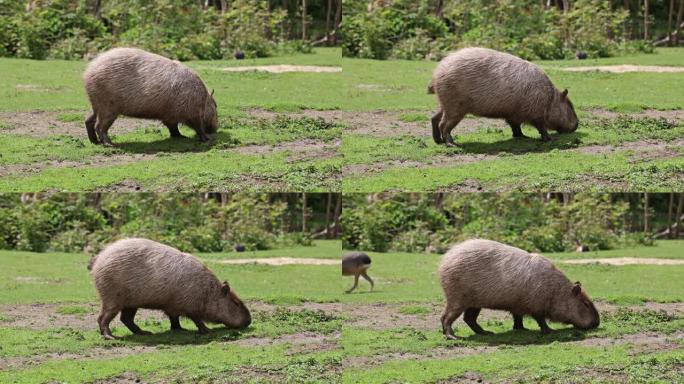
[
  {"xmin": 0, "ymin": 0, "xmax": 336, "ymax": 60},
  {"xmin": 342, "ymin": 193, "xmax": 666, "ymax": 253},
  {"xmin": 342, "ymin": 0, "xmax": 656, "ymax": 61},
  {"xmin": 0, "ymin": 193, "xmax": 339, "ymax": 253}
]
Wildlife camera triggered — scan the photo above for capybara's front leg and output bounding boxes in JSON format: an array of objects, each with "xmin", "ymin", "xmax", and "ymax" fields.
[
  {"xmin": 167, "ymin": 313, "xmax": 185, "ymax": 331},
  {"xmin": 534, "ymin": 316, "xmax": 553, "ymax": 334},
  {"xmin": 164, "ymin": 121, "xmax": 185, "ymax": 138},
  {"xmin": 431, "ymin": 110, "xmax": 444, "ymax": 144},
  {"xmin": 532, "ymin": 121, "xmax": 552, "ymax": 142},
  {"xmin": 190, "ymin": 316, "xmax": 210, "ymax": 334},
  {"xmin": 120, "ymin": 307, "xmax": 152, "ymax": 335},
  {"xmin": 507, "ymin": 120, "xmax": 526, "ymax": 138},
  {"xmin": 361, "ymin": 272, "xmax": 374, "ymax": 291},
  {"xmin": 85, "ymin": 112, "xmax": 99, "ymax": 144},
  {"xmin": 463, "ymin": 308, "xmax": 493, "ymax": 335},
  {"xmin": 512, "ymin": 313, "xmax": 527, "ymax": 331}
]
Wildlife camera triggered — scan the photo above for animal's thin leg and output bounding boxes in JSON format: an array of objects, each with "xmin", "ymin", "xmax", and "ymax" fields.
[
  {"xmin": 98, "ymin": 305, "xmax": 120, "ymax": 340},
  {"xmin": 346, "ymin": 274, "xmax": 360, "ymax": 293},
  {"xmin": 85, "ymin": 112, "xmax": 99, "ymax": 144},
  {"xmin": 164, "ymin": 121, "xmax": 184, "ymax": 138},
  {"xmin": 431, "ymin": 110, "xmax": 444, "ymax": 144},
  {"xmin": 512, "ymin": 313, "xmax": 527, "ymax": 331},
  {"xmin": 534, "ymin": 316, "xmax": 553, "ymax": 334},
  {"xmin": 441, "ymin": 304, "xmax": 464, "ymax": 340},
  {"xmin": 532, "ymin": 121, "xmax": 552, "ymax": 142},
  {"xmin": 463, "ymin": 308, "xmax": 493, "ymax": 335},
  {"xmin": 507, "ymin": 120, "xmax": 525, "ymax": 138},
  {"xmin": 120, "ymin": 308, "xmax": 152, "ymax": 335},
  {"xmin": 190, "ymin": 316, "xmax": 210, "ymax": 334},
  {"xmin": 439, "ymin": 112, "xmax": 464, "ymax": 147},
  {"xmin": 166, "ymin": 313, "xmax": 185, "ymax": 331},
  {"xmin": 95, "ymin": 114, "xmax": 117, "ymax": 146},
  {"xmin": 361, "ymin": 272, "xmax": 374, "ymax": 291}
]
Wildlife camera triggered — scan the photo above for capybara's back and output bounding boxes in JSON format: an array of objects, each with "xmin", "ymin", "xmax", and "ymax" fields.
[{"xmin": 342, "ymin": 251, "xmax": 372, "ymax": 276}]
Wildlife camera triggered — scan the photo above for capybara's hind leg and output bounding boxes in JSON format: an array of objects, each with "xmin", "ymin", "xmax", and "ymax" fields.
[
  {"xmin": 512, "ymin": 313, "xmax": 527, "ymax": 331},
  {"xmin": 120, "ymin": 308, "xmax": 152, "ymax": 335},
  {"xmin": 164, "ymin": 121, "xmax": 185, "ymax": 138},
  {"xmin": 439, "ymin": 111, "xmax": 464, "ymax": 147},
  {"xmin": 166, "ymin": 312, "xmax": 185, "ymax": 331},
  {"xmin": 95, "ymin": 114, "xmax": 117, "ymax": 146},
  {"xmin": 534, "ymin": 316, "xmax": 553, "ymax": 334},
  {"xmin": 98, "ymin": 305, "xmax": 119, "ymax": 340},
  {"xmin": 361, "ymin": 271, "xmax": 374, "ymax": 291},
  {"xmin": 85, "ymin": 112, "xmax": 99, "ymax": 144},
  {"xmin": 441, "ymin": 304, "xmax": 464, "ymax": 340},
  {"xmin": 431, "ymin": 110, "xmax": 444, "ymax": 144},
  {"xmin": 463, "ymin": 308, "xmax": 493, "ymax": 335},
  {"xmin": 346, "ymin": 274, "xmax": 360, "ymax": 293}
]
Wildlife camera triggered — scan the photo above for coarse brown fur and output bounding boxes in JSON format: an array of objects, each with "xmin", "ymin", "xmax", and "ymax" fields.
[
  {"xmin": 342, "ymin": 252, "xmax": 374, "ymax": 293},
  {"xmin": 429, "ymin": 47, "xmax": 579, "ymax": 146},
  {"xmin": 90, "ymin": 238, "xmax": 251, "ymax": 339},
  {"xmin": 438, "ymin": 239, "xmax": 599, "ymax": 339},
  {"xmin": 83, "ymin": 47, "xmax": 218, "ymax": 146}
]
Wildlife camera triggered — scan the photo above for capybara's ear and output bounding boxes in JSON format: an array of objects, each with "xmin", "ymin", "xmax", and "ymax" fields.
[
  {"xmin": 221, "ymin": 281, "xmax": 230, "ymax": 295},
  {"xmin": 572, "ymin": 282, "xmax": 581, "ymax": 296},
  {"xmin": 562, "ymin": 89, "xmax": 568, "ymax": 98}
]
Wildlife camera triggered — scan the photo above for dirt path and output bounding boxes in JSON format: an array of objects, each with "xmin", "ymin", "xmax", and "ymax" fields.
[
  {"xmin": 212, "ymin": 257, "xmax": 340, "ymax": 266},
  {"xmin": 219, "ymin": 65, "xmax": 342, "ymax": 73},
  {"xmin": 563, "ymin": 257, "xmax": 684, "ymax": 266}
]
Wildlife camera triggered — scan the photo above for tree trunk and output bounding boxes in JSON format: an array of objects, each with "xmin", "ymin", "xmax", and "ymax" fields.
[
  {"xmin": 302, "ymin": 0, "xmax": 307, "ymax": 40},
  {"xmin": 435, "ymin": 0, "xmax": 444, "ymax": 17},
  {"xmin": 94, "ymin": 0, "xmax": 102, "ymax": 19},
  {"xmin": 333, "ymin": 0, "xmax": 342, "ymax": 45},
  {"xmin": 644, "ymin": 0, "xmax": 649, "ymax": 40},
  {"xmin": 669, "ymin": 0, "xmax": 676, "ymax": 45},
  {"xmin": 675, "ymin": 193, "xmax": 684, "ymax": 238},
  {"xmin": 301, "ymin": 193, "xmax": 307, "ymax": 232},
  {"xmin": 624, "ymin": 0, "xmax": 631, "ymax": 40},
  {"xmin": 333, "ymin": 194, "xmax": 342, "ymax": 236},
  {"xmin": 676, "ymin": 0, "xmax": 684, "ymax": 44},
  {"xmin": 325, "ymin": 0, "xmax": 333, "ymax": 45},
  {"xmin": 325, "ymin": 193, "xmax": 333, "ymax": 238},
  {"xmin": 643, "ymin": 192, "xmax": 649, "ymax": 233},
  {"xmin": 668, "ymin": 193, "xmax": 674, "ymax": 238}
]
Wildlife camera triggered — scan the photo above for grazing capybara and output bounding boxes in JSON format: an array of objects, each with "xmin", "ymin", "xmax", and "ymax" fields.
[
  {"xmin": 428, "ymin": 47, "xmax": 579, "ymax": 145},
  {"xmin": 89, "ymin": 238, "xmax": 251, "ymax": 339},
  {"xmin": 83, "ymin": 47, "xmax": 218, "ymax": 146},
  {"xmin": 438, "ymin": 239, "xmax": 599, "ymax": 339},
  {"xmin": 342, "ymin": 252, "xmax": 374, "ymax": 293}
]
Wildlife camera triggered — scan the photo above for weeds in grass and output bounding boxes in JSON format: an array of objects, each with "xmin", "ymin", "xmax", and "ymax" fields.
[{"xmin": 56, "ymin": 113, "xmax": 83, "ymax": 123}]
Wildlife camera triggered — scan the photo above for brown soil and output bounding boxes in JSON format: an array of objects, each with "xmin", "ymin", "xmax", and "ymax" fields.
[
  {"xmin": 219, "ymin": 65, "xmax": 342, "ymax": 73},
  {"xmin": 587, "ymin": 108, "xmax": 684, "ymax": 123},
  {"xmin": 563, "ymin": 65, "xmax": 684, "ymax": 73},
  {"xmin": 232, "ymin": 138, "xmax": 340, "ymax": 163},
  {"xmin": 0, "ymin": 154, "xmax": 159, "ymax": 178},
  {"xmin": 212, "ymin": 257, "xmax": 340, "ymax": 266},
  {"xmin": 0, "ymin": 111, "xmax": 161, "ymax": 138},
  {"xmin": 1, "ymin": 346, "xmax": 156, "ymax": 371},
  {"xmin": 563, "ymin": 257, "xmax": 684, "ymax": 266}
]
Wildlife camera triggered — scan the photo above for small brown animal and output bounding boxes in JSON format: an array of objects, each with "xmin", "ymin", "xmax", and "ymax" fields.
[
  {"xmin": 438, "ymin": 239, "xmax": 599, "ymax": 339},
  {"xmin": 90, "ymin": 238, "xmax": 251, "ymax": 339},
  {"xmin": 428, "ymin": 47, "xmax": 579, "ymax": 146},
  {"xmin": 342, "ymin": 252, "xmax": 374, "ymax": 293},
  {"xmin": 83, "ymin": 47, "xmax": 218, "ymax": 146}
]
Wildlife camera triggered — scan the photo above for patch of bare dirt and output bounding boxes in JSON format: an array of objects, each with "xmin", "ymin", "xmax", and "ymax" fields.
[
  {"xmin": 1, "ymin": 346, "xmax": 156, "ymax": 371},
  {"xmin": 437, "ymin": 372, "xmax": 491, "ymax": 384},
  {"xmin": 212, "ymin": 257, "xmax": 340, "ymax": 266},
  {"xmin": 219, "ymin": 65, "xmax": 342, "ymax": 73},
  {"xmin": 586, "ymin": 108, "xmax": 684, "ymax": 123},
  {"xmin": 563, "ymin": 257, "xmax": 684, "ymax": 266},
  {"xmin": 96, "ymin": 179, "xmax": 144, "ymax": 192},
  {"xmin": 563, "ymin": 65, "xmax": 684, "ymax": 73},
  {"xmin": 0, "ymin": 154, "xmax": 159, "ymax": 178},
  {"xmin": 0, "ymin": 111, "xmax": 162, "ymax": 138},
  {"xmin": 231, "ymin": 138, "xmax": 340, "ymax": 163}
]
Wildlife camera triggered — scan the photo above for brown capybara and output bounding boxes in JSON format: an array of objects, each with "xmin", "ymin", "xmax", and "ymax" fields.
[
  {"xmin": 438, "ymin": 239, "xmax": 599, "ymax": 339},
  {"xmin": 342, "ymin": 252, "xmax": 374, "ymax": 293},
  {"xmin": 428, "ymin": 47, "xmax": 579, "ymax": 146},
  {"xmin": 89, "ymin": 238, "xmax": 251, "ymax": 339},
  {"xmin": 83, "ymin": 47, "xmax": 218, "ymax": 146}
]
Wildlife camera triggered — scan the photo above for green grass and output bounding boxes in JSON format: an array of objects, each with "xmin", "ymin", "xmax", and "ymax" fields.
[
  {"xmin": 547, "ymin": 240, "xmax": 684, "ymax": 260},
  {"xmin": 339, "ymin": 241, "xmax": 684, "ymax": 304}
]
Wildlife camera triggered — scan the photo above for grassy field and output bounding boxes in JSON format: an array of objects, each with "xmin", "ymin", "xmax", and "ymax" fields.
[
  {"xmin": 2, "ymin": 239, "xmax": 682, "ymax": 382},
  {"xmin": 339, "ymin": 240, "xmax": 684, "ymax": 383},
  {"xmin": 0, "ymin": 240, "xmax": 346, "ymax": 383},
  {"xmin": 338, "ymin": 47, "xmax": 684, "ymax": 192},
  {"xmin": 0, "ymin": 48, "xmax": 343, "ymax": 192}
]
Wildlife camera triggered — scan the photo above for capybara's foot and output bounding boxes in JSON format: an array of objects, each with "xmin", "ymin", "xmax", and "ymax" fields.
[
  {"xmin": 513, "ymin": 134, "xmax": 527, "ymax": 139},
  {"xmin": 102, "ymin": 333, "xmax": 116, "ymax": 340},
  {"xmin": 444, "ymin": 333, "xmax": 458, "ymax": 340}
]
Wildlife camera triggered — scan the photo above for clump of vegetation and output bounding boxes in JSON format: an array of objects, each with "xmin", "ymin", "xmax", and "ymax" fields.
[
  {"xmin": 343, "ymin": 0, "xmax": 658, "ymax": 61},
  {"xmin": 0, "ymin": 193, "xmax": 339, "ymax": 253},
  {"xmin": 342, "ymin": 193, "xmax": 662, "ymax": 253}
]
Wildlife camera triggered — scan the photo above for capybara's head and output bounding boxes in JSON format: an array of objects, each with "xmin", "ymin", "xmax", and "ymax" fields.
[
  {"xmin": 566, "ymin": 282, "xmax": 600, "ymax": 330},
  {"xmin": 547, "ymin": 89, "xmax": 579, "ymax": 134},
  {"xmin": 208, "ymin": 281, "xmax": 251, "ymax": 329},
  {"xmin": 204, "ymin": 90, "xmax": 218, "ymax": 134}
]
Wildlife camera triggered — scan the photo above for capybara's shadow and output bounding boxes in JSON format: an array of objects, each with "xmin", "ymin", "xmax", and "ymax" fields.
[
  {"xmin": 112, "ymin": 131, "xmax": 239, "ymax": 154},
  {"xmin": 458, "ymin": 327, "xmax": 596, "ymax": 346},
  {"xmin": 453, "ymin": 131, "xmax": 587, "ymax": 156},
  {"xmin": 345, "ymin": 290, "xmax": 381, "ymax": 295},
  {"xmin": 117, "ymin": 326, "xmax": 253, "ymax": 346}
]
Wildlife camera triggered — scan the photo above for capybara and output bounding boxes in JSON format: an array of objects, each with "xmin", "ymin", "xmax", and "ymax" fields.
[
  {"xmin": 83, "ymin": 47, "xmax": 218, "ymax": 146},
  {"xmin": 90, "ymin": 238, "xmax": 251, "ymax": 339},
  {"xmin": 342, "ymin": 252, "xmax": 374, "ymax": 293},
  {"xmin": 438, "ymin": 239, "xmax": 599, "ymax": 339},
  {"xmin": 428, "ymin": 47, "xmax": 579, "ymax": 145}
]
